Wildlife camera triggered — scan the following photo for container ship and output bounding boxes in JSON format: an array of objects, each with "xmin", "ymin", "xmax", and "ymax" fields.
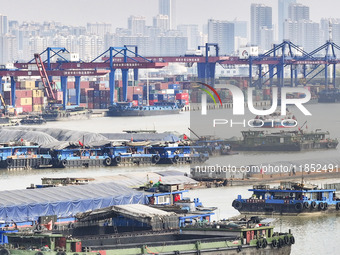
[{"xmin": 107, "ymin": 102, "xmax": 183, "ymax": 116}]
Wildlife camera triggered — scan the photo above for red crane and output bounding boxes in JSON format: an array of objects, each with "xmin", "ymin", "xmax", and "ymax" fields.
[{"xmin": 34, "ymin": 53, "xmax": 56, "ymax": 100}]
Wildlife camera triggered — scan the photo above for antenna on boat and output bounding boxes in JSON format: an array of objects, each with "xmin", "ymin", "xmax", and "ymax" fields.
[{"xmin": 146, "ymin": 70, "xmax": 149, "ymax": 106}]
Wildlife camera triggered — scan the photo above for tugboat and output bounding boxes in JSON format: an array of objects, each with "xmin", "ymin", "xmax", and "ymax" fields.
[
  {"xmin": 228, "ymin": 129, "xmax": 338, "ymax": 151},
  {"xmin": 20, "ymin": 115, "xmax": 46, "ymax": 125},
  {"xmin": 232, "ymin": 181, "xmax": 340, "ymax": 215},
  {"xmin": 107, "ymin": 102, "xmax": 183, "ymax": 116}
]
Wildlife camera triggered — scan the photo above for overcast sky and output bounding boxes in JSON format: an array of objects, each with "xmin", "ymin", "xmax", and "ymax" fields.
[{"xmin": 1, "ymin": 0, "xmax": 338, "ymax": 29}]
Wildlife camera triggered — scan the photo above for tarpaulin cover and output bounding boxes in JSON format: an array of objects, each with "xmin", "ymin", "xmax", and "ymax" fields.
[
  {"xmin": 0, "ymin": 129, "xmax": 58, "ymax": 146},
  {"xmin": 0, "ymin": 182, "xmax": 145, "ymax": 223}
]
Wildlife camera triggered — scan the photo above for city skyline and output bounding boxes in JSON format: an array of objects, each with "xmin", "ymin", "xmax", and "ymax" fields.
[{"xmin": 1, "ymin": 0, "xmax": 339, "ymax": 30}]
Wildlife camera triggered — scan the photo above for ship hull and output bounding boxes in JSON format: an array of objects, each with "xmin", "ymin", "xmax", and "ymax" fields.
[
  {"xmin": 233, "ymin": 201, "xmax": 340, "ymax": 216},
  {"xmin": 107, "ymin": 109, "xmax": 180, "ymax": 116},
  {"xmin": 42, "ymin": 111, "xmax": 91, "ymax": 121},
  {"xmin": 230, "ymin": 141, "xmax": 337, "ymax": 151},
  {"xmin": 4, "ymin": 235, "xmax": 292, "ymax": 255}
]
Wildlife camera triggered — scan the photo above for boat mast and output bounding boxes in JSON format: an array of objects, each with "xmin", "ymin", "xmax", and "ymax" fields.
[{"xmin": 146, "ymin": 70, "xmax": 149, "ymax": 106}]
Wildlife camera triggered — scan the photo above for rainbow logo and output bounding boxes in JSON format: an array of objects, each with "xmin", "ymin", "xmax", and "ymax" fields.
[{"xmin": 193, "ymin": 82, "xmax": 223, "ymax": 106}]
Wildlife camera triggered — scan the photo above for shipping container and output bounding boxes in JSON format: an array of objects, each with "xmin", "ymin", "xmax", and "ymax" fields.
[
  {"xmin": 20, "ymin": 97, "xmax": 33, "ymax": 106},
  {"xmin": 32, "ymin": 89, "xmax": 44, "ymax": 98},
  {"xmin": 168, "ymin": 84, "xmax": 181, "ymax": 90},
  {"xmin": 149, "ymin": 99, "xmax": 158, "ymax": 106},
  {"xmin": 176, "ymin": 93, "xmax": 189, "ymax": 100},
  {"xmin": 33, "ymin": 97, "xmax": 44, "ymax": 105},
  {"xmin": 20, "ymin": 80, "xmax": 35, "ymax": 90},
  {"xmin": 33, "ymin": 105, "xmax": 43, "ymax": 112},
  {"xmin": 22, "ymin": 105, "xmax": 33, "ymax": 112},
  {"xmin": 16, "ymin": 90, "xmax": 33, "ymax": 98}
]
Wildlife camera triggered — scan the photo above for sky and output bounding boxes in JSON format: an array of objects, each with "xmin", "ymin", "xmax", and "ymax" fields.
[{"xmin": 0, "ymin": 0, "xmax": 339, "ymax": 29}]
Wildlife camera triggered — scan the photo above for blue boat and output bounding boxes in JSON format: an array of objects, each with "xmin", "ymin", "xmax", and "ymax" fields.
[
  {"xmin": 0, "ymin": 144, "xmax": 51, "ymax": 169},
  {"xmin": 148, "ymin": 145, "xmax": 209, "ymax": 164},
  {"xmin": 50, "ymin": 148, "xmax": 106, "ymax": 168},
  {"xmin": 232, "ymin": 182, "xmax": 340, "ymax": 215},
  {"xmin": 102, "ymin": 141, "xmax": 160, "ymax": 166}
]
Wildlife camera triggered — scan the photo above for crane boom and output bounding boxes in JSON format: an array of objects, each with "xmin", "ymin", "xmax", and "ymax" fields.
[{"xmin": 34, "ymin": 53, "xmax": 56, "ymax": 100}]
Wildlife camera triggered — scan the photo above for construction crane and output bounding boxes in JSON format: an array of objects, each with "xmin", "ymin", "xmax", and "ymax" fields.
[
  {"xmin": 0, "ymin": 94, "xmax": 6, "ymax": 114},
  {"xmin": 34, "ymin": 53, "xmax": 57, "ymax": 101}
]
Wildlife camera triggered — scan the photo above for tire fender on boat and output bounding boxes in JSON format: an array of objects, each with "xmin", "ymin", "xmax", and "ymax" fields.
[
  {"xmin": 336, "ymin": 202, "xmax": 340, "ymax": 210},
  {"xmin": 6, "ymin": 158, "xmax": 13, "ymax": 166},
  {"xmin": 199, "ymin": 153, "xmax": 206, "ymax": 162},
  {"xmin": 324, "ymin": 202, "xmax": 328, "ymax": 210},
  {"xmin": 104, "ymin": 157, "xmax": 112, "ymax": 166},
  {"xmin": 303, "ymin": 201, "xmax": 310, "ymax": 209},
  {"xmin": 311, "ymin": 201, "xmax": 317, "ymax": 209},
  {"xmin": 152, "ymin": 154, "xmax": 160, "ymax": 164},
  {"xmin": 61, "ymin": 159, "xmax": 67, "ymax": 168},
  {"xmin": 172, "ymin": 155, "xmax": 179, "ymax": 164},
  {"xmin": 233, "ymin": 200, "xmax": 242, "ymax": 210},
  {"xmin": 114, "ymin": 156, "xmax": 121, "ymax": 164},
  {"xmin": 290, "ymin": 236, "xmax": 295, "ymax": 244},
  {"xmin": 271, "ymin": 239, "xmax": 278, "ymax": 248},
  {"xmin": 319, "ymin": 202, "xmax": 325, "ymax": 210},
  {"xmin": 0, "ymin": 249, "xmax": 10, "ymax": 255},
  {"xmin": 284, "ymin": 235, "xmax": 290, "ymax": 245},
  {"xmin": 295, "ymin": 202, "xmax": 303, "ymax": 212}
]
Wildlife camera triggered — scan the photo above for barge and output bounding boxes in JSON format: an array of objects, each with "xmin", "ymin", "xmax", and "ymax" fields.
[
  {"xmin": 148, "ymin": 144, "xmax": 209, "ymax": 164},
  {"xmin": 0, "ymin": 142, "xmax": 51, "ymax": 169},
  {"xmin": 107, "ymin": 102, "xmax": 183, "ymax": 117},
  {"xmin": 232, "ymin": 182, "xmax": 340, "ymax": 215},
  {"xmin": 42, "ymin": 107, "xmax": 91, "ymax": 121},
  {"xmin": 318, "ymin": 89, "xmax": 340, "ymax": 103},
  {"xmin": 2, "ymin": 205, "xmax": 294, "ymax": 255},
  {"xmin": 228, "ymin": 130, "xmax": 338, "ymax": 151}
]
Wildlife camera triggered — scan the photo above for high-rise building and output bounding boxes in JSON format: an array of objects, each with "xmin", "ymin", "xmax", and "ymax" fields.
[
  {"xmin": 278, "ymin": 0, "xmax": 296, "ymax": 41},
  {"xmin": 177, "ymin": 24, "xmax": 201, "ymax": 50},
  {"xmin": 128, "ymin": 16, "xmax": 146, "ymax": 36},
  {"xmin": 288, "ymin": 3, "xmax": 309, "ymax": 22},
  {"xmin": 153, "ymin": 14, "xmax": 169, "ymax": 32},
  {"xmin": 87, "ymin": 23, "xmax": 112, "ymax": 37},
  {"xmin": 260, "ymin": 27, "xmax": 274, "ymax": 51},
  {"xmin": 0, "ymin": 15, "xmax": 8, "ymax": 35},
  {"xmin": 251, "ymin": 4, "xmax": 272, "ymax": 46},
  {"xmin": 233, "ymin": 20, "xmax": 248, "ymax": 38},
  {"xmin": 159, "ymin": 0, "xmax": 176, "ymax": 30},
  {"xmin": 297, "ymin": 20, "xmax": 319, "ymax": 52},
  {"xmin": 208, "ymin": 19, "xmax": 235, "ymax": 55}
]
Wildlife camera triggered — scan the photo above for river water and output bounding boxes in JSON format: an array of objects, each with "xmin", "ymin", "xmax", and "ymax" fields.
[{"xmin": 1, "ymin": 103, "xmax": 340, "ymax": 255}]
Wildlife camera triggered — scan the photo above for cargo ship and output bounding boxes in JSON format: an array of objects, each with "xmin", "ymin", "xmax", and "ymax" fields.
[
  {"xmin": 41, "ymin": 106, "xmax": 91, "ymax": 121},
  {"xmin": 2, "ymin": 204, "xmax": 294, "ymax": 255},
  {"xmin": 318, "ymin": 89, "xmax": 340, "ymax": 103},
  {"xmin": 228, "ymin": 129, "xmax": 338, "ymax": 151},
  {"xmin": 20, "ymin": 115, "xmax": 46, "ymax": 125},
  {"xmin": 232, "ymin": 182, "xmax": 340, "ymax": 215},
  {"xmin": 107, "ymin": 102, "xmax": 183, "ymax": 116}
]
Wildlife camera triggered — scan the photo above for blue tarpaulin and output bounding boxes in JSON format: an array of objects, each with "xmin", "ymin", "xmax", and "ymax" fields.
[{"xmin": 0, "ymin": 182, "xmax": 145, "ymax": 223}]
